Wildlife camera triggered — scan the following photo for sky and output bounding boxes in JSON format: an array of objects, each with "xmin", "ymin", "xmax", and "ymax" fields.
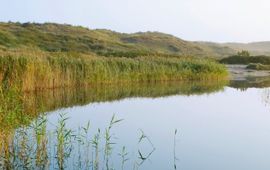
[{"xmin": 1, "ymin": 0, "xmax": 270, "ymax": 43}]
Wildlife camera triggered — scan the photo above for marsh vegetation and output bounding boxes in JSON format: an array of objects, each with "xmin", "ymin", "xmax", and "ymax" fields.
[
  {"xmin": 220, "ymin": 51, "xmax": 270, "ymax": 65},
  {"xmin": 2, "ymin": 22, "xmax": 270, "ymax": 170},
  {"xmin": 0, "ymin": 113, "xmax": 167, "ymax": 170},
  {"xmin": 0, "ymin": 22, "xmax": 229, "ymax": 92},
  {"xmin": 0, "ymin": 50, "xmax": 228, "ymax": 91}
]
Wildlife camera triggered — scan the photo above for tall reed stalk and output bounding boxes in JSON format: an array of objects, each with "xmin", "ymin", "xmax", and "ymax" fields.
[
  {"xmin": 0, "ymin": 51, "xmax": 228, "ymax": 91},
  {"xmin": 55, "ymin": 113, "xmax": 73, "ymax": 170}
]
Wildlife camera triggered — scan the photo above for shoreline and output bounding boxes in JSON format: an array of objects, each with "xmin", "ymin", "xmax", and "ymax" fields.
[{"xmin": 227, "ymin": 64, "xmax": 270, "ymax": 81}]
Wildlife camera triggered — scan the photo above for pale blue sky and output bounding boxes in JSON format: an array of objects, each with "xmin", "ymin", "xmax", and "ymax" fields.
[{"xmin": 1, "ymin": 0, "xmax": 270, "ymax": 42}]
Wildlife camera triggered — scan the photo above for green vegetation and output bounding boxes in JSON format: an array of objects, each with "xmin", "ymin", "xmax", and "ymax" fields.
[
  {"xmin": 194, "ymin": 41, "xmax": 236, "ymax": 58},
  {"xmin": 2, "ymin": 22, "xmax": 270, "ymax": 58},
  {"xmin": 0, "ymin": 114, "xmax": 161, "ymax": 170},
  {"xmin": 220, "ymin": 54, "xmax": 270, "ymax": 65},
  {"xmin": 0, "ymin": 87, "xmax": 34, "ymax": 131},
  {"xmin": 0, "ymin": 22, "xmax": 229, "ymax": 91},
  {"xmin": 0, "ymin": 80, "xmax": 228, "ymax": 133},
  {"xmin": 237, "ymin": 50, "xmax": 250, "ymax": 57},
  {"xmin": 0, "ymin": 22, "xmax": 228, "ymax": 135},
  {"xmin": 0, "ymin": 22, "xmax": 237, "ymax": 58},
  {"xmin": 0, "ymin": 50, "xmax": 228, "ymax": 91}
]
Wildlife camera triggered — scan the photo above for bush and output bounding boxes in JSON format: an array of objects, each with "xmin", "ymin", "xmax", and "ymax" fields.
[{"xmin": 220, "ymin": 55, "xmax": 270, "ymax": 65}]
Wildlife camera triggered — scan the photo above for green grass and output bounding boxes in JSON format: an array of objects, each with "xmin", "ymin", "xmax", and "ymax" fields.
[
  {"xmin": 2, "ymin": 22, "xmax": 270, "ymax": 58},
  {"xmin": 0, "ymin": 113, "xmax": 160, "ymax": 169},
  {"xmin": 0, "ymin": 22, "xmax": 238, "ymax": 58},
  {"xmin": 0, "ymin": 50, "xmax": 228, "ymax": 91},
  {"xmin": 220, "ymin": 55, "xmax": 270, "ymax": 65},
  {"xmin": 0, "ymin": 22, "xmax": 228, "ymax": 91}
]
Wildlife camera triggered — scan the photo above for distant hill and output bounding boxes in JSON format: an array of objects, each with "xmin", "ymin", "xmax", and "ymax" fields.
[
  {"xmin": 194, "ymin": 41, "xmax": 236, "ymax": 58},
  {"xmin": 0, "ymin": 22, "xmax": 235, "ymax": 58},
  {"xmin": 0, "ymin": 22, "xmax": 269, "ymax": 58},
  {"xmin": 223, "ymin": 42, "xmax": 270, "ymax": 56}
]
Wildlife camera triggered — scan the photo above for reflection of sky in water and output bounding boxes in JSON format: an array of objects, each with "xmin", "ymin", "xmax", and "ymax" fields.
[{"xmin": 47, "ymin": 87, "xmax": 270, "ymax": 170}]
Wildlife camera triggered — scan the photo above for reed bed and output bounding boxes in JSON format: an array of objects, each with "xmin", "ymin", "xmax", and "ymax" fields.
[
  {"xmin": 0, "ymin": 114, "xmax": 164, "ymax": 170},
  {"xmin": 0, "ymin": 51, "xmax": 228, "ymax": 91},
  {"xmin": 0, "ymin": 79, "xmax": 228, "ymax": 138}
]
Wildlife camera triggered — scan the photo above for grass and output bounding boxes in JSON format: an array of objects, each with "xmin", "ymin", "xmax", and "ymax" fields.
[
  {"xmin": 220, "ymin": 55, "xmax": 270, "ymax": 65},
  {"xmin": 0, "ymin": 22, "xmax": 238, "ymax": 58},
  {"xmin": 0, "ymin": 50, "xmax": 228, "ymax": 91},
  {"xmin": 0, "ymin": 22, "xmax": 229, "ymax": 91},
  {"xmin": 119, "ymin": 146, "xmax": 128, "ymax": 170},
  {"xmin": 0, "ymin": 113, "xmax": 167, "ymax": 169},
  {"xmin": 55, "ymin": 113, "xmax": 73, "ymax": 170}
]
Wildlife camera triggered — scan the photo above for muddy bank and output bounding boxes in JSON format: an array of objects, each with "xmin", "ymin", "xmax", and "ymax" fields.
[
  {"xmin": 227, "ymin": 65, "xmax": 270, "ymax": 89},
  {"xmin": 227, "ymin": 65, "xmax": 270, "ymax": 81}
]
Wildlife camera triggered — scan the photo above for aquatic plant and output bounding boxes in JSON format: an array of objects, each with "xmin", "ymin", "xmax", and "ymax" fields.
[
  {"xmin": 0, "ymin": 112, "xmax": 183, "ymax": 170},
  {"xmin": 118, "ymin": 146, "xmax": 129, "ymax": 170},
  {"xmin": 75, "ymin": 121, "xmax": 91, "ymax": 169},
  {"xmin": 92, "ymin": 128, "xmax": 101, "ymax": 170},
  {"xmin": 220, "ymin": 55, "xmax": 270, "ymax": 65},
  {"xmin": 33, "ymin": 115, "xmax": 48, "ymax": 169},
  {"xmin": 135, "ymin": 130, "xmax": 156, "ymax": 168},
  {"xmin": 55, "ymin": 113, "xmax": 73, "ymax": 170},
  {"xmin": 104, "ymin": 114, "xmax": 123, "ymax": 170},
  {"xmin": 173, "ymin": 129, "xmax": 178, "ymax": 170},
  {"xmin": 0, "ymin": 50, "xmax": 228, "ymax": 91}
]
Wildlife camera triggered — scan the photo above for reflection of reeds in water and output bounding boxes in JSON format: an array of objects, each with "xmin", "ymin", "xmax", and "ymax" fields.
[
  {"xmin": 0, "ymin": 80, "xmax": 229, "ymax": 169},
  {"xmin": 0, "ymin": 80, "xmax": 228, "ymax": 134},
  {"xmin": 0, "ymin": 81, "xmax": 223, "ymax": 169},
  {"xmin": 261, "ymin": 88, "xmax": 270, "ymax": 108},
  {"xmin": 230, "ymin": 76, "xmax": 270, "ymax": 91},
  {"xmin": 22, "ymin": 80, "xmax": 228, "ymax": 114},
  {"xmin": 174, "ymin": 129, "xmax": 178, "ymax": 170},
  {"xmin": 118, "ymin": 146, "xmax": 129, "ymax": 170},
  {"xmin": 0, "ymin": 114, "xmax": 179, "ymax": 170},
  {"xmin": 136, "ymin": 130, "xmax": 156, "ymax": 167}
]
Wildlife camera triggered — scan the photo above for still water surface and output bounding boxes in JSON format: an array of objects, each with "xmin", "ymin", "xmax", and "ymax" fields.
[
  {"xmin": 3, "ymin": 78, "xmax": 270, "ymax": 170},
  {"xmin": 46, "ymin": 79, "xmax": 270, "ymax": 169}
]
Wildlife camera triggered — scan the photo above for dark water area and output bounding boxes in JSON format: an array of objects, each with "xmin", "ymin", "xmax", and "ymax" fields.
[{"xmin": 1, "ymin": 78, "xmax": 270, "ymax": 170}]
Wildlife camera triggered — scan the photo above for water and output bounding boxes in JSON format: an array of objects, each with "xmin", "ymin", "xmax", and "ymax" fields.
[{"xmin": 2, "ymin": 78, "xmax": 270, "ymax": 169}]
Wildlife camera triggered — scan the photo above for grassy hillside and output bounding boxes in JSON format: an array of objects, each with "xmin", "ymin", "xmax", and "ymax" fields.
[
  {"xmin": 0, "ymin": 22, "xmax": 237, "ymax": 58},
  {"xmin": 1, "ymin": 22, "xmax": 270, "ymax": 61},
  {"xmin": 0, "ymin": 22, "xmax": 229, "ymax": 91},
  {"xmin": 194, "ymin": 41, "xmax": 236, "ymax": 58},
  {"xmin": 195, "ymin": 41, "xmax": 270, "ymax": 57}
]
